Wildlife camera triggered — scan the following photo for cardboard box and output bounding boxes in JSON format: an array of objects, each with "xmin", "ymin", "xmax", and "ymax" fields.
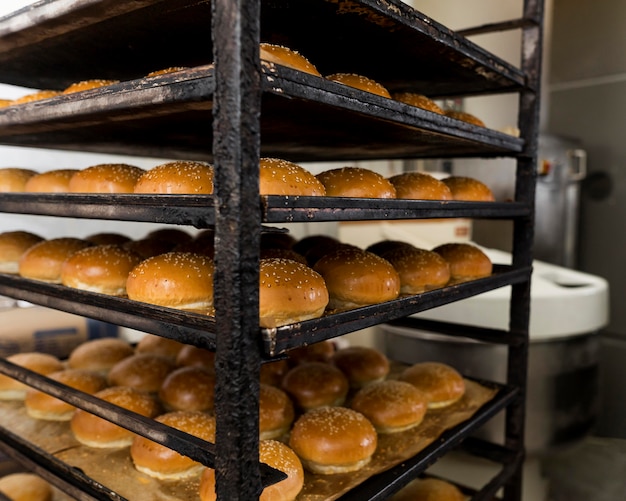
[{"xmin": 0, "ymin": 306, "xmax": 118, "ymax": 358}]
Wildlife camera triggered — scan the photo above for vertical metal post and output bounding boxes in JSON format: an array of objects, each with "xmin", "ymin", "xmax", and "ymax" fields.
[
  {"xmin": 506, "ymin": 0, "xmax": 544, "ymax": 500},
  {"xmin": 212, "ymin": 0, "xmax": 263, "ymax": 499}
]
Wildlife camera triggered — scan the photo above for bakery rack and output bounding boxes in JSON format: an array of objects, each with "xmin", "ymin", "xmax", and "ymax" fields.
[{"xmin": 0, "ymin": 0, "xmax": 544, "ymax": 500}]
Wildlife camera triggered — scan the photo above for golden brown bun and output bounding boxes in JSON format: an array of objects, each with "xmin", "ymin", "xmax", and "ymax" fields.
[
  {"xmin": 260, "ymin": 247, "xmax": 308, "ymax": 265},
  {"xmin": 365, "ymin": 239, "xmax": 417, "ymax": 258},
  {"xmin": 133, "ymin": 161, "xmax": 214, "ymax": 194},
  {"xmin": 175, "ymin": 345, "xmax": 215, "ymax": 371},
  {"xmin": 260, "ymin": 43, "xmax": 321, "ymax": 77},
  {"xmin": 259, "ymin": 258, "xmax": 329, "ymax": 328},
  {"xmin": 326, "ymin": 73, "xmax": 391, "ymax": 98},
  {"xmin": 259, "ymin": 383, "xmax": 295, "ymax": 440},
  {"xmin": 382, "ymin": 246, "xmax": 451, "ymax": 294},
  {"xmin": 260, "ymin": 232, "xmax": 297, "ymax": 251},
  {"xmin": 316, "ymin": 167, "xmax": 397, "ymax": 198},
  {"xmin": 199, "ymin": 440, "xmax": 304, "ymax": 501},
  {"xmin": 391, "ymin": 477, "xmax": 465, "ymax": 501},
  {"xmin": 130, "ymin": 410, "xmax": 216, "ymax": 480},
  {"xmin": 123, "ymin": 237, "xmax": 177, "ymax": 259},
  {"xmin": 107, "ymin": 353, "xmax": 176, "ymax": 394},
  {"xmin": 68, "ymin": 164, "xmax": 145, "ymax": 193},
  {"xmin": 12, "ymin": 89, "xmax": 61, "ymax": 105},
  {"xmin": 61, "ymin": 244, "xmax": 143, "ymax": 295},
  {"xmin": 399, "ymin": 362, "xmax": 466, "ymax": 409},
  {"xmin": 0, "ymin": 99, "xmax": 12, "ymax": 107},
  {"xmin": 62, "ymin": 79, "xmax": 119, "ymax": 94},
  {"xmin": 442, "ymin": 176, "xmax": 495, "ymax": 202},
  {"xmin": 444, "ymin": 109, "xmax": 486, "ymax": 127},
  {"xmin": 432, "ymin": 243, "xmax": 492, "ymax": 282},
  {"xmin": 392, "ymin": 92, "xmax": 444, "ymax": 114},
  {"xmin": 0, "ymin": 352, "xmax": 64, "ymax": 401},
  {"xmin": 260, "ymin": 359, "xmax": 290, "ymax": 387},
  {"xmin": 146, "ymin": 67, "xmax": 188, "ymax": 77},
  {"xmin": 303, "ymin": 241, "xmax": 358, "ymax": 268},
  {"xmin": 24, "ymin": 369, "xmax": 108, "ymax": 421},
  {"xmin": 126, "ymin": 252, "xmax": 215, "ymax": 313},
  {"xmin": 70, "ymin": 386, "xmax": 161, "ymax": 448},
  {"xmin": 331, "ymin": 346, "xmax": 390, "ymax": 389},
  {"xmin": 281, "ymin": 361, "xmax": 349, "ymax": 411},
  {"xmin": 0, "ymin": 231, "xmax": 44, "ymax": 273},
  {"xmin": 136, "ymin": 334, "xmax": 186, "ymax": 360},
  {"xmin": 158, "ymin": 366, "xmax": 215, "ymax": 412},
  {"xmin": 313, "ymin": 248, "xmax": 400, "ymax": 310},
  {"xmin": 349, "ymin": 380, "xmax": 427, "ymax": 434},
  {"xmin": 287, "ymin": 340, "xmax": 335, "ymax": 367},
  {"xmin": 0, "ymin": 472, "xmax": 53, "ymax": 501},
  {"xmin": 85, "ymin": 232, "xmax": 132, "ymax": 246},
  {"xmin": 388, "ymin": 172, "xmax": 453, "ymax": 200},
  {"xmin": 24, "ymin": 169, "xmax": 79, "ymax": 192},
  {"xmin": 18, "ymin": 237, "xmax": 93, "ymax": 283},
  {"xmin": 260, "ymin": 158, "xmax": 326, "ymax": 196},
  {"xmin": 289, "ymin": 406, "xmax": 377, "ymax": 474},
  {"xmin": 0, "ymin": 168, "xmax": 38, "ymax": 192},
  {"xmin": 67, "ymin": 337, "xmax": 135, "ymax": 375},
  {"xmin": 292, "ymin": 234, "xmax": 339, "ymax": 257}
]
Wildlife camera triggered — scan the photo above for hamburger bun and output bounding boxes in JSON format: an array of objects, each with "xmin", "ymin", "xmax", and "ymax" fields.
[
  {"xmin": 259, "ymin": 158, "xmax": 326, "ymax": 196},
  {"xmin": 0, "ymin": 352, "xmax": 64, "ymax": 401},
  {"xmin": 18, "ymin": 237, "xmax": 93, "ymax": 283},
  {"xmin": 136, "ymin": 334, "xmax": 186, "ymax": 360},
  {"xmin": 260, "ymin": 359, "xmax": 289, "ymax": 387},
  {"xmin": 441, "ymin": 176, "xmax": 495, "ymax": 202},
  {"xmin": 391, "ymin": 477, "xmax": 465, "ymax": 501},
  {"xmin": 292, "ymin": 234, "xmax": 339, "ymax": 257},
  {"xmin": 70, "ymin": 386, "xmax": 161, "ymax": 448},
  {"xmin": 146, "ymin": 67, "xmax": 188, "ymax": 77},
  {"xmin": 313, "ymin": 248, "xmax": 400, "ymax": 310},
  {"xmin": 349, "ymin": 380, "xmax": 428, "ymax": 434},
  {"xmin": 326, "ymin": 73, "xmax": 391, "ymax": 98},
  {"xmin": 145, "ymin": 228, "xmax": 194, "ymax": 246},
  {"xmin": 199, "ymin": 440, "xmax": 304, "ymax": 501},
  {"xmin": 0, "ymin": 168, "xmax": 38, "ymax": 192},
  {"xmin": 331, "ymin": 346, "xmax": 390, "ymax": 389},
  {"xmin": 0, "ymin": 231, "xmax": 44, "ymax": 273},
  {"xmin": 123, "ymin": 237, "xmax": 177, "ymax": 259},
  {"xmin": 316, "ymin": 167, "xmax": 396, "ymax": 198},
  {"xmin": 259, "ymin": 258, "xmax": 329, "ymax": 328},
  {"xmin": 133, "ymin": 161, "xmax": 214, "ymax": 194},
  {"xmin": 382, "ymin": 246, "xmax": 451, "ymax": 294},
  {"xmin": 0, "ymin": 472, "xmax": 53, "ymax": 501},
  {"xmin": 289, "ymin": 406, "xmax": 377, "ymax": 474},
  {"xmin": 176, "ymin": 345, "xmax": 215, "ymax": 371},
  {"xmin": 24, "ymin": 369, "xmax": 108, "ymax": 421},
  {"xmin": 107, "ymin": 353, "xmax": 176, "ymax": 394},
  {"xmin": 158, "ymin": 366, "xmax": 215, "ymax": 412},
  {"xmin": 444, "ymin": 109, "xmax": 486, "ymax": 127},
  {"xmin": 399, "ymin": 362, "xmax": 466, "ymax": 409},
  {"xmin": 260, "ymin": 231, "xmax": 297, "ymax": 251},
  {"xmin": 130, "ymin": 410, "xmax": 216, "ymax": 480},
  {"xmin": 85, "ymin": 232, "xmax": 132, "ymax": 246},
  {"xmin": 68, "ymin": 164, "xmax": 145, "ymax": 193},
  {"xmin": 24, "ymin": 169, "xmax": 78, "ymax": 192},
  {"xmin": 260, "ymin": 247, "xmax": 308, "ymax": 265},
  {"xmin": 61, "ymin": 244, "xmax": 143, "ymax": 295},
  {"xmin": 62, "ymin": 79, "xmax": 119, "ymax": 94},
  {"xmin": 287, "ymin": 340, "xmax": 335, "ymax": 366},
  {"xmin": 392, "ymin": 92, "xmax": 444, "ymax": 114},
  {"xmin": 388, "ymin": 172, "xmax": 453, "ymax": 200},
  {"xmin": 67, "ymin": 337, "xmax": 135, "ymax": 375},
  {"xmin": 12, "ymin": 89, "xmax": 61, "ymax": 105},
  {"xmin": 281, "ymin": 361, "xmax": 349, "ymax": 411},
  {"xmin": 259, "ymin": 383, "xmax": 295, "ymax": 440},
  {"xmin": 260, "ymin": 43, "xmax": 321, "ymax": 77},
  {"xmin": 126, "ymin": 252, "xmax": 215, "ymax": 314},
  {"xmin": 432, "ymin": 243, "xmax": 492, "ymax": 282},
  {"xmin": 365, "ymin": 239, "xmax": 417, "ymax": 258}
]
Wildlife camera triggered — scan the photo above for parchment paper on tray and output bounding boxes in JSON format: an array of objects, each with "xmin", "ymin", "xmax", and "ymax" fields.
[{"xmin": 296, "ymin": 379, "xmax": 498, "ymax": 500}]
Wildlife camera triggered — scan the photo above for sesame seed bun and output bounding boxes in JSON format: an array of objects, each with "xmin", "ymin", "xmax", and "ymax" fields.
[
  {"xmin": 399, "ymin": 362, "xmax": 466, "ymax": 409},
  {"xmin": 326, "ymin": 73, "xmax": 391, "ymax": 98},
  {"xmin": 67, "ymin": 337, "xmax": 135, "ymax": 375},
  {"xmin": 432, "ymin": 243, "xmax": 492, "ymax": 282},
  {"xmin": 331, "ymin": 346, "xmax": 390, "ymax": 389},
  {"xmin": 444, "ymin": 109, "xmax": 486, "ymax": 127},
  {"xmin": 316, "ymin": 167, "xmax": 397, "ymax": 198},
  {"xmin": 0, "ymin": 231, "xmax": 44, "ymax": 273},
  {"xmin": 259, "ymin": 258, "xmax": 329, "ymax": 328},
  {"xmin": 175, "ymin": 345, "xmax": 215, "ymax": 371},
  {"xmin": 24, "ymin": 169, "xmax": 78, "ymax": 192},
  {"xmin": 288, "ymin": 406, "xmax": 377, "ymax": 474},
  {"xmin": 158, "ymin": 366, "xmax": 215, "ymax": 412},
  {"xmin": 259, "ymin": 383, "xmax": 295, "ymax": 440},
  {"xmin": 62, "ymin": 79, "xmax": 119, "ymax": 94},
  {"xmin": 281, "ymin": 361, "xmax": 349, "ymax": 411},
  {"xmin": 260, "ymin": 43, "xmax": 321, "ymax": 77},
  {"xmin": 0, "ymin": 352, "xmax": 64, "ymax": 401},
  {"xmin": 107, "ymin": 353, "xmax": 176, "ymax": 394},
  {"xmin": 133, "ymin": 161, "xmax": 214, "ymax": 194},
  {"xmin": 441, "ymin": 176, "xmax": 495, "ymax": 202},
  {"xmin": 0, "ymin": 168, "xmax": 38, "ymax": 192},
  {"xmin": 136, "ymin": 334, "xmax": 186, "ymax": 360},
  {"xmin": 388, "ymin": 172, "xmax": 453, "ymax": 200},
  {"xmin": 12, "ymin": 89, "xmax": 61, "ymax": 105},
  {"xmin": 381, "ymin": 246, "xmax": 451, "ymax": 294},
  {"xmin": 391, "ymin": 477, "xmax": 466, "ymax": 501},
  {"xmin": 130, "ymin": 410, "xmax": 216, "ymax": 480},
  {"xmin": 0, "ymin": 472, "xmax": 53, "ymax": 501},
  {"xmin": 68, "ymin": 164, "xmax": 145, "ymax": 193},
  {"xmin": 392, "ymin": 92, "xmax": 444, "ymax": 114},
  {"xmin": 18, "ymin": 237, "xmax": 93, "ymax": 283},
  {"xmin": 259, "ymin": 158, "xmax": 326, "ymax": 196}
]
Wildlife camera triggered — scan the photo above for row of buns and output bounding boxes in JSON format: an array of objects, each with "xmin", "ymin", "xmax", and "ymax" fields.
[
  {"xmin": 0, "ymin": 228, "xmax": 493, "ymax": 326},
  {"xmin": 0, "ymin": 335, "xmax": 467, "ymax": 500},
  {"xmin": 0, "ymin": 161, "xmax": 495, "ymax": 201}
]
